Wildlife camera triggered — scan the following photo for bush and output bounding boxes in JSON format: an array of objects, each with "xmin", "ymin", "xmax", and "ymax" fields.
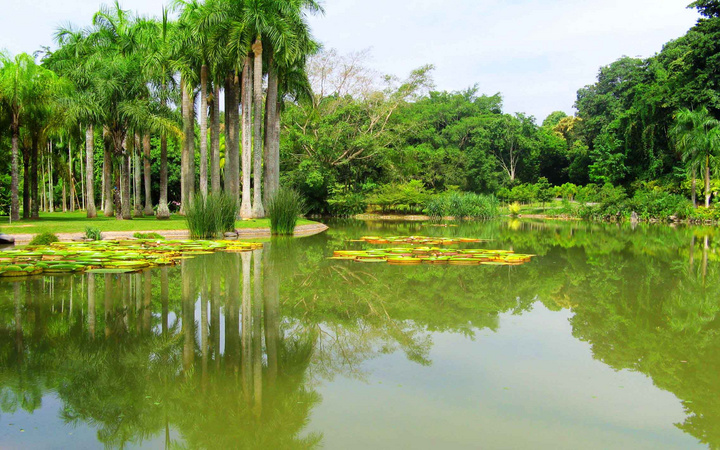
[
  {"xmin": 267, "ymin": 188, "xmax": 307, "ymax": 235},
  {"xmin": 327, "ymin": 184, "xmax": 367, "ymax": 216},
  {"xmin": 185, "ymin": 192, "xmax": 239, "ymax": 239},
  {"xmin": 628, "ymin": 190, "xmax": 692, "ymax": 220},
  {"xmin": 507, "ymin": 183, "xmax": 538, "ymax": 204},
  {"xmin": 85, "ymin": 227, "xmax": 103, "ymax": 241},
  {"xmin": 29, "ymin": 232, "xmax": 59, "ymax": 246},
  {"xmin": 365, "ymin": 180, "xmax": 429, "ymax": 214},
  {"xmin": 508, "ymin": 202, "xmax": 521, "ymax": 217},
  {"xmin": 133, "ymin": 232, "xmax": 165, "ymax": 240}
]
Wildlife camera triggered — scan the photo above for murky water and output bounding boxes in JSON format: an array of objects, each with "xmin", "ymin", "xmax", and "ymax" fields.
[{"xmin": 0, "ymin": 219, "xmax": 718, "ymax": 449}]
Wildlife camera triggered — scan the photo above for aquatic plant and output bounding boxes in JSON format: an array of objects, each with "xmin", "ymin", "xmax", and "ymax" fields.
[
  {"xmin": 185, "ymin": 192, "xmax": 239, "ymax": 239},
  {"xmin": 330, "ymin": 247, "xmax": 534, "ymax": 266},
  {"xmin": 0, "ymin": 239, "xmax": 263, "ymax": 277},
  {"xmin": 29, "ymin": 232, "xmax": 59, "ymax": 246},
  {"xmin": 267, "ymin": 188, "xmax": 307, "ymax": 235},
  {"xmin": 85, "ymin": 227, "xmax": 103, "ymax": 241}
]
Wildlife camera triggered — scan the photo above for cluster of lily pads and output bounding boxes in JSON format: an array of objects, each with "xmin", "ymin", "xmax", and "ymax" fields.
[
  {"xmin": 0, "ymin": 239, "xmax": 263, "ymax": 278},
  {"xmin": 351, "ymin": 236, "xmax": 488, "ymax": 245},
  {"xmin": 332, "ymin": 236, "xmax": 534, "ymax": 266}
]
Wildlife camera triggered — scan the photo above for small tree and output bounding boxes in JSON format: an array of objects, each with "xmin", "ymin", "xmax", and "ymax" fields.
[{"xmin": 536, "ymin": 177, "xmax": 553, "ymax": 209}]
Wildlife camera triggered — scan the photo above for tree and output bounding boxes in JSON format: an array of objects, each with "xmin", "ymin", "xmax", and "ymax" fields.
[{"xmin": 671, "ymin": 107, "xmax": 720, "ymax": 208}]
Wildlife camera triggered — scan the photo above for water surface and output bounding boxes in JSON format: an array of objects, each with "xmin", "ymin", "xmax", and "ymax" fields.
[{"xmin": 0, "ymin": 219, "xmax": 718, "ymax": 449}]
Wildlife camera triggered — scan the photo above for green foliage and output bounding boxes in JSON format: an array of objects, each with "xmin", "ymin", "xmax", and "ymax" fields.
[
  {"xmin": 29, "ymin": 232, "xmax": 59, "ymax": 246},
  {"xmin": 327, "ymin": 184, "xmax": 367, "ymax": 216},
  {"xmin": 535, "ymin": 177, "xmax": 553, "ymax": 205},
  {"xmin": 84, "ymin": 227, "xmax": 103, "ymax": 241},
  {"xmin": 185, "ymin": 192, "xmax": 239, "ymax": 239},
  {"xmin": 628, "ymin": 190, "xmax": 692, "ymax": 220},
  {"xmin": 365, "ymin": 181, "xmax": 430, "ymax": 214}
]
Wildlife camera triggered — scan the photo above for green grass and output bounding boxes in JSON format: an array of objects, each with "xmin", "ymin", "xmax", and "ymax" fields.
[{"xmin": 0, "ymin": 211, "xmax": 316, "ymax": 235}]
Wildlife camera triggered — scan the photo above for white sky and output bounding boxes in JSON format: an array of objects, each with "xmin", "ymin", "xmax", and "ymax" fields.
[{"xmin": 0, "ymin": 0, "xmax": 700, "ymax": 121}]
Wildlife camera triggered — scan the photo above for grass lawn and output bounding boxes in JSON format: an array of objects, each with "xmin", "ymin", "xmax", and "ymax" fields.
[{"xmin": 0, "ymin": 211, "xmax": 317, "ymax": 235}]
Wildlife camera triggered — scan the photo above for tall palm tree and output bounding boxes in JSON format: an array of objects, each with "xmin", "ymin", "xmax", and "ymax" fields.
[
  {"xmin": 672, "ymin": 107, "xmax": 720, "ymax": 208},
  {"xmin": 142, "ymin": 8, "xmax": 176, "ymax": 219}
]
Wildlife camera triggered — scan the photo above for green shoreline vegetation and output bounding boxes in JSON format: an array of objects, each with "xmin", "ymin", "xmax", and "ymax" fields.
[{"xmin": 1, "ymin": 1, "xmax": 720, "ymax": 234}]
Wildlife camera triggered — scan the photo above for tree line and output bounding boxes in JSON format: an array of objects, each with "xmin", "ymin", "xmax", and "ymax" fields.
[{"xmin": 2, "ymin": 0, "xmax": 720, "ymax": 219}]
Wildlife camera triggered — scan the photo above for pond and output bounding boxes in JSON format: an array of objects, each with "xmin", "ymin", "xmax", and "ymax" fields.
[{"xmin": 0, "ymin": 219, "xmax": 718, "ymax": 449}]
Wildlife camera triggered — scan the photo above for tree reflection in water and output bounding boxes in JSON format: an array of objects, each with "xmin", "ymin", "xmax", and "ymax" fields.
[{"xmin": 0, "ymin": 219, "xmax": 718, "ymax": 447}]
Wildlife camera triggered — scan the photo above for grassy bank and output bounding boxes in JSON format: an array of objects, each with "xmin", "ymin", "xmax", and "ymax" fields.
[{"xmin": 0, "ymin": 211, "xmax": 317, "ymax": 235}]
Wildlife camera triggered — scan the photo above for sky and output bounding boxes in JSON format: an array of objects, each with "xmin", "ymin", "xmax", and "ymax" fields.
[{"xmin": 0, "ymin": 0, "xmax": 700, "ymax": 121}]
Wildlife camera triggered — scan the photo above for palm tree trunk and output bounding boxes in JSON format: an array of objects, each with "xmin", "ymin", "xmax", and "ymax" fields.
[
  {"xmin": 199, "ymin": 64, "xmax": 209, "ymax": 197},
  {"xmin": 48, "ymin": 142, "xmax": 54, "ymax": 213},
  {"xmin": 225, "ymin": 72, "xmax": 240, "ymax": 205},
  {"xmin": 240, "ymin": 58, "xmax": 253, "ymax": 218},
  {"xmin": 133, "ymin": 134, "xmax": 143, "ymax": 217},
  {"xmin": 103, "ymin": 130, "xmax": 114, "ymax": 217},
  {"xmin": 263, "ymin": 57, "xmax": 279, "ymax": 205},
  {"xmin": 69, "ymin": 143, "xmax": 75, "ymax": 212},
  {"xmin": 157, "ymin": 97, "xmax": 170, "ymax": 220},
  {"xmin": 251, "ymin": 39, "xmax": 265, "ymax": 218},
  {"xmin": 30, "ymin": 137, "xmax": 39, "ymax": 219},
  {"xmin": 22, "ymin": 149, "xmax": 29, "ymax": 219},
  {"xmin": 10, "ymin": 119, "xmax": 20, "ymax": 221},
  {"xmin": 122, "ymin": 151, "xmax": 132, "ymax": 220},
  {"xmin": 691, "ymin": 165, "xmax": 697, "ymax": 208},
  {"xmin": 157, "ymin": 133, "xmax": 170, "ymax": 219},
  {"xmin": 181, "ymin": 76, "xmax": 192, "ymax": 214},
  {"xmin": 143, "ymin": 134, "xmax": 153, "ymax": 215},
  {"xmin": 705, "ymin": 153, "xmax": 711, "ymax": 208},
  {"xmin": 210, "ymin": 84, "xmax": 221, "ymax": 193},
  {"xmin": 86, "ymin": 125, "xmax": 97, "ymax": 218}
]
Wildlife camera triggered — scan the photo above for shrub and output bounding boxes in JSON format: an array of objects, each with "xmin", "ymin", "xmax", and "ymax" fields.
[
  {"xmin": 508, "ymin": 202, "xmax": 521, "ymax": 217},
  {"xmin": 507, "ymin": 183, "xmax": 538, "ymax": 204},
  {"xmin": 185, "ymin": 192, "xmax": 239, "ymax": 239},
  {"xmin": 85, "ymin": 227, "xmax": 103, "ymax": 241},
  {"xmin": 29, "ymin": 232, "xmax": 59, "ymax": 246},
  {"xmin": 365, "ymin": 180, "xmax": 429, "ymax": 214},
  {"xmin": 134, "ymin": 232, "xmax": 165, "ymax": 240},
  {"xmin": 327, "ymin": 184, "xmax": 367, "ymax": 216},
  {"xmin": 628, "ymin": 190, "xmax": 692, "ymax": 220},
  {"xmin": 267, "ymin": 188, "xmax": 307, "ymax": 235}
]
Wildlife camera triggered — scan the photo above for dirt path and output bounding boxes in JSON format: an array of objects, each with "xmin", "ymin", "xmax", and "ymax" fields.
[{"xmin": 10, "ymin": 223, "xmax": 329, "ymax": 245}]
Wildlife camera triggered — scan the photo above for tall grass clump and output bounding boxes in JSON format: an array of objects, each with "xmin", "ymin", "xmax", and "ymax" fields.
[
  {"xmin": 29, "ymin": 232, "xmax": 59, "ymax": 246},
  {"xmin": 84, "ymin": 226, "xmax": 103, "ymax": 241},
  {"xmin": 185, "ymin": 192, "xmax": 239, "ymax": 239},
  {"xmin": 267, "ymin": 188, "xmax": 307, "ymax": 235},
  {"xmin": 427, "ymin": 192, "xmax": 499, "ymax": 220},
  {"xmin": 424, "ymin": 196, "xmax": 447, "ymax": 220}
]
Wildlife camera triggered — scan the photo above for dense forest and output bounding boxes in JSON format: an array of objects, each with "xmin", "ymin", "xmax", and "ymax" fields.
[{"xmin": 1, "ymin": 0, "xmax": 720, "ymax": 221}]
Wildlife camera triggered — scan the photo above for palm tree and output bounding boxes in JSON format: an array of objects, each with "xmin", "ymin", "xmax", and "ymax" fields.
[
  {"xmin": 0, "ymin": 53, "xmax": 54, "ymax": 221},
  {"xmin": 84, "ymin": 3, "xmax": 178, "ymax": 220},
  {"xmin": 672, "ymin": 107, "xmax": 720, "ymax": 208},
  {"xmin": 142, "ymin": 8, "xmax": 176, "ymax": 219}
]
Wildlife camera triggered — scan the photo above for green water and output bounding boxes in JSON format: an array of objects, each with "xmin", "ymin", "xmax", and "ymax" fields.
[{"xmin": 0, "ymin": 219, "xmax": 718, "ymax": 449}]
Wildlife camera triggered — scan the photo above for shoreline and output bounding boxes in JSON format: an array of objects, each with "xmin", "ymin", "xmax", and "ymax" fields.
[{"xmin": 9, "ymin": 222, "xmax": 329, "ymax": 245}]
